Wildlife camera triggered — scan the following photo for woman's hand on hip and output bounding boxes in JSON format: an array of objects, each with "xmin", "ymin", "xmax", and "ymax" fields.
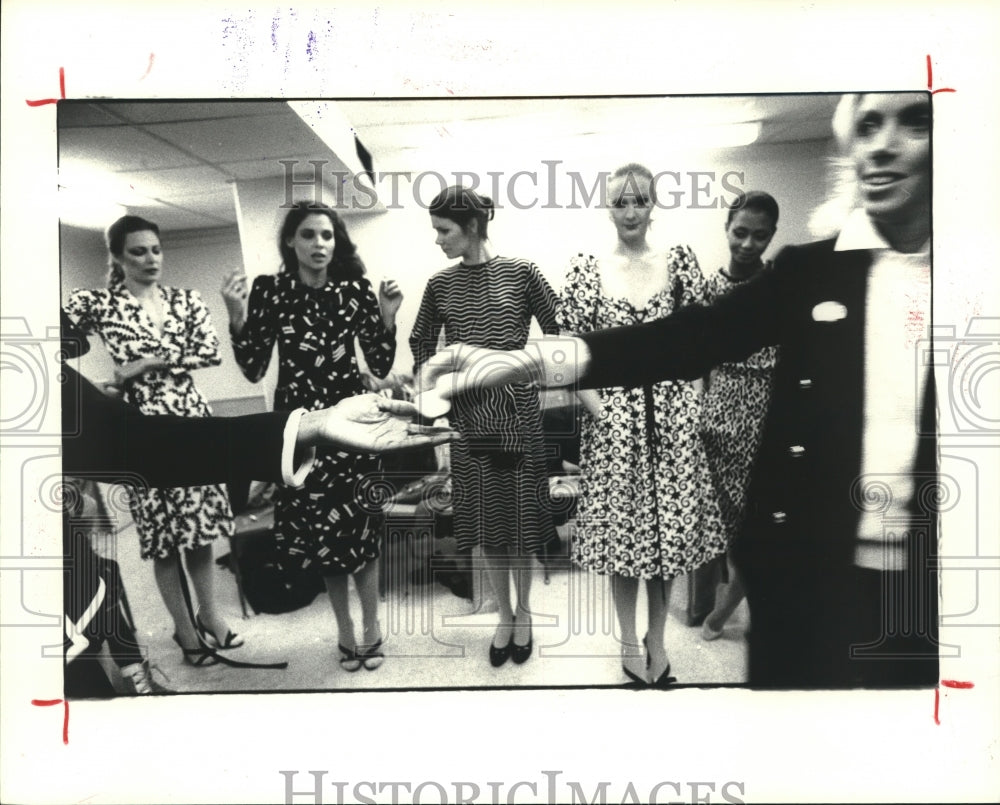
[{"xmin": 114, "ymin": 356, "xmax": 169, "ymax": 384}]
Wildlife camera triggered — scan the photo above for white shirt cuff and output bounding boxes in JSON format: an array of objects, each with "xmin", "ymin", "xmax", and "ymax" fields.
[{"xmin": 281, "ymin": 408, "xmax": 316, "ymax": 487}]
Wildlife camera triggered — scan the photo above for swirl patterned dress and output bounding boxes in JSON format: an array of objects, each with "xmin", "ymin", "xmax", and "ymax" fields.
[
  {"xmin": 699, "ymin": 266, "xmax": 778, "ymax": 541},
  {"xmin": 63, "ymin": 285, "xmax": 234, "ymax": 559},
  {"xmin": 410, "ymin": 256, "xmax": 560, "ymax": 555},
  {"xmin": 558, "ymin": 249, "xmax": 726, "ymax": 580},
  {"xmin": 231, "ymin": 272, "xmax": 396, "ymax": 575}
]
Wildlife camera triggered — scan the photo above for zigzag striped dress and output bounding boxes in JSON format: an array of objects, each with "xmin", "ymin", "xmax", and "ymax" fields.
[{"xmin": 410, "ymin": 256, "xmax": 560, "ymax": 554}]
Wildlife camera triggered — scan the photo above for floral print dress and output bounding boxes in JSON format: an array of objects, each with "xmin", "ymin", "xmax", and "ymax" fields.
[
  {"xmin": 64, "ymin": 284, "xmax": 234, "ymax": 559},
  {"xmin": 699, "ymin": 266, "xmax": 778, "ymax": 541},
  {"xmin": 558, "ymin": 248, "xmax": 726, "ymax": 580}
]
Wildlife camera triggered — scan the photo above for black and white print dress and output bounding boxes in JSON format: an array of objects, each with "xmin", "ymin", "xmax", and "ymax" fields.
[
  {"xmin": 64, "ymin": 285, "xmax": 234, "ymax": 559},
  {"xmin": 410, "ymin": 256, "xmax": 560, "ymax": 556},
  {"xmin": 700, "ymin": 267, "xmax": 778, "ymax": 541},
  {"xmin": 231, "ymin": 271, "xmax": 396, "ymax": 575},
  {"xmin": 558, "ymin": 249, "xmax": 726, "ymax": 580}
]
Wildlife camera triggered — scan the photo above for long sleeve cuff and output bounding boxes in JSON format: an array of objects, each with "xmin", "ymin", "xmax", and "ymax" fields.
[{"xmin": 282, "ymin": 408, "xmax": 316, "ymax": 487}]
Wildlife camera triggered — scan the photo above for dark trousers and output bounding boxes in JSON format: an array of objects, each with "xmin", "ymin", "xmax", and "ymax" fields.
[{"xmin": 734, "ymin": 532, "xmax": 938, "ymax": 688}]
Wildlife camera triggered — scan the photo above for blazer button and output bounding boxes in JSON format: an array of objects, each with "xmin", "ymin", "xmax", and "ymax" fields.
[
  {"xmin": 771, "ymin": 511, "xmax": 787, "ymax": 524},
  {"xmin": 799, "ymin": 378, "xmax": 813, "ymax": 389}
]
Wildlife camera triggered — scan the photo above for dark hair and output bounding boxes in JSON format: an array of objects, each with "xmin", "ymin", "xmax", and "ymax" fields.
[
  {"xmin": 610, "ymin": 163, "xmax": 657, "ymax": 205},
  {"xmin": 428, "ymin": 185, "xmax": 495, "ymax": 240},
  {"xmin": 278, "ymin": 202, "xmax": 365, "ymax": 280},
  {"xmin": 105, "ymin": 215, "xmax": 160, "ymax": 287},
  {"xmin": 726, "ymin": 190, "xmax": 780, "ymax": 228}
]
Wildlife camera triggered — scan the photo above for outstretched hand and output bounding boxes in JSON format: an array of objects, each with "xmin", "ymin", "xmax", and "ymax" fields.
[
  {"xmin": 417, "ymin": 344, "xmax": 543, "ymax": 399},
  {"xmin": 300, "ymin": 394, "xmax": 454, "ymax": 454},
  {"xmin": 418, "ymin": 337, "xmax": 590, "ymax": 399}
]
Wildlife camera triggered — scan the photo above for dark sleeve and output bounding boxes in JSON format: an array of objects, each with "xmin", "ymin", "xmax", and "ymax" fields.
[
  {"xmin": 61, "ymin": 366, "xmax": 289, "ymax": 487},
  {"xmin": 579, "ymin": 250, "xmax": 788, "ymax": 389},
  {"xmin": 231, "ymin": 275, "xmax": 278, "ymax": 383},
  {"xmin": 175, "ymin": 289, "xmax": 223, "ymax": 371}
]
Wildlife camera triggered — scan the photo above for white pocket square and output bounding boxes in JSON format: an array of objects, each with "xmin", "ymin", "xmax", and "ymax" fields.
[{"xmin": 811, "ymin": 301, "xmax": 848, "ymax": 322}]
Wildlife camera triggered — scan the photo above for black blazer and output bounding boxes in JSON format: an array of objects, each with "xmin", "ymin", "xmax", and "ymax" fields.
[
  {"xmin": 580, "ymin": 238, "xmax": 936, "ymax": 560},
  {"xmin": 61, "ymin": 364, "xmax": 291, "ymax": 489}
]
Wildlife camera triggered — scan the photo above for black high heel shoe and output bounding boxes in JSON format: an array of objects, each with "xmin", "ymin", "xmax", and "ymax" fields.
[
  {"xmin": 511, "ymin": 616, "xmax": 533, "ymax": 665},
  {"xmin": 173, "ymin": 633, "xmax": 219, "ymax": 667},
  {"xmin": 651, "ymin": 664, "xmax": 678, "ymax": 688},
  {"xmin": 489, "ymin": 625, "xmax": 512, "ymax": 668},
  {"xmin": 644, "ymin": 634, "xmax": 677, "ymax": 687},
  {"xmin": 622, "ymin": 639, "xmax": 646, "ymax": 685},
  {"xmin": 622, "ymin": 658, "xmax": 646, "ymax": 686},
  {"xmin": 196, "ymin": 612, "xmax": 244, "ymax": 650}
]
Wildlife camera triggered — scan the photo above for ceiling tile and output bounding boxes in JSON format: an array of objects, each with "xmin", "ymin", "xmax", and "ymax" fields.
[
  {"xmin": 58, "ymin": 102, "xmax": 128, "ymax": 128},
  {"xmin": 146, "ymin": 114, "xmax": 326, "ymax": 163},
  {"xmin": 60, "ymin": 125, "xmax": 202, "ymax": 171},
  {"xmin": 216, "ymin": 153, "xmax": 331, "ymax": 181},
  {"xmin": 110, "ymin": 100, "xmax": 293, "ymax": 125}
]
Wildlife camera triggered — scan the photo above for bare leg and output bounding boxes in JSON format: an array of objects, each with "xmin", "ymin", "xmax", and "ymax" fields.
[
  {"xmin": 483, "ymin": 544, "xmax": 514, "ymax": 647},
  {"xmin": 705, "ymin": 559, "xmax": 745, "ymax": 634},
  {"xmin": 322, "ymin": 574, "xmax": 356, "ymax": 652},
  {"xmin": 354, "ymin": 559, "xmax": 382, "ymax": 646},
  {"xmin": 185, "ymin": 543, "xmax": 238, "ymax": 642},
  {"xmin": 512, "ymin": 556, "xmax": 533, "ymax": 647},
  {"xmin": 645, "ymin": 577, "xmax": 675, "ymax": 683},
  {"xmin": 612, "ymin": 575, "xmax": 643, "ymax": 680},
  {"xmin": 152, "ymin": 554, "xmax": 199, "ymax": 647}
]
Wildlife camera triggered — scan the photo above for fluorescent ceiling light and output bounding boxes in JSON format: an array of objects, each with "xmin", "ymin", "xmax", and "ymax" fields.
[{"xmin": 58, "ymin": 185, "xmax": 127, "ymax": 230}]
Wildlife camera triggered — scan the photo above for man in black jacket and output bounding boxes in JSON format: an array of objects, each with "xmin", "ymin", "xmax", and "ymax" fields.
[{"xmin": 420, "ymin": 92, "xmax": 938, "ymax": 688}]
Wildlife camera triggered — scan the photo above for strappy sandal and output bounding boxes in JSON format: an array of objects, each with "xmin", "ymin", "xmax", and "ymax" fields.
[
  {"xmin": 359, "ymin": 632, "xmax": 384, "ymax": 671},
  {"xmin": 195, "ymin": 612, "xmax": 244, "ymax": 650},
  {"xmin": 173, "ymin": 634, "xmax": 219, "ymax": 667},
  {"xmin": 338, "ymin": 644, "xmax": 363, "ymax": 672}
]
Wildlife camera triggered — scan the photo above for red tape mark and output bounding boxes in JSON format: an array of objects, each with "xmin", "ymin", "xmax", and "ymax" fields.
[
  {"xmin": 25, "ymin": 67, "xmax": 66, "ymax": 107},
  {"xmin": 926, "ymin": 54, "xmax": 957, "ymax": 95},
  {"xmin": 30, "ymin": 698, "xmax": 69, "ymax": 744},
  {"xmin": 935, "ymin": 680, "xmax": 975, "ymax": 725}
]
